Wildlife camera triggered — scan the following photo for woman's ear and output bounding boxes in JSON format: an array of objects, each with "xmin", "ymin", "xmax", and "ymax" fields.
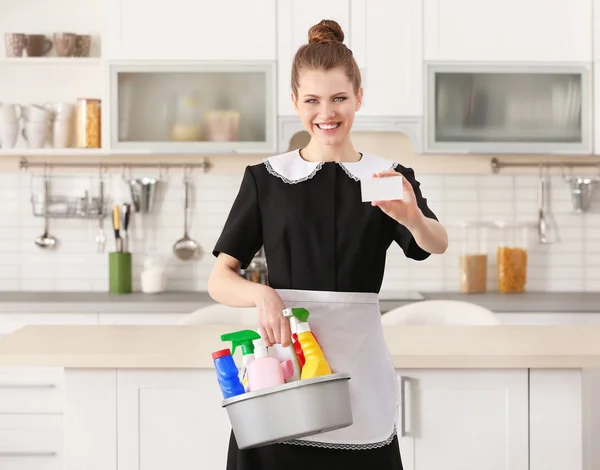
[
  {"xmin": 355, "ymin": 87, "xmax": 364, "ymax": 111},
  {"xmin": 291, "ymin": 92, "xmax": 300, "ymax": 112}
]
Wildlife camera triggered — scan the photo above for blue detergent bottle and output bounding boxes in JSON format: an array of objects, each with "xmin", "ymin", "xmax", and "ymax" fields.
[{"xmin": 212, "ymin": 348, "xmax": 245, "ymax": 399}]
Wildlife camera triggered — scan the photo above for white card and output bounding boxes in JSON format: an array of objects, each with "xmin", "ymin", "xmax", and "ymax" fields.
[{"xmin": 360, "ymin": 177, "xmax": 403, "ymax": 202}]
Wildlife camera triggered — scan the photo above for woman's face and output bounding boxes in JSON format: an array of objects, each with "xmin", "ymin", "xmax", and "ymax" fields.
[{"xmin": 293, "ymin": 67, "xmax": 362, "ymax": 147}]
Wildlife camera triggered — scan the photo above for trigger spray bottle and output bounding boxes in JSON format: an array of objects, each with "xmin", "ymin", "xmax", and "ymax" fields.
[
  {"xmin": 283, "ymin": 307, "xmax": 331, "ymax": 379},
  {"xmin": 220, "ymin": 329, "xmax": 262, "ymax": 391}
]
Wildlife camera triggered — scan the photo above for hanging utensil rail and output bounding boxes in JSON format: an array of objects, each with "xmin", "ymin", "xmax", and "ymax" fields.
[
  {"xmin": 19, "ymin": 156, "xmax": 212, "ymax": 172},
  {"xmin": 491, "ymin": 157, "xmax": 600, "ymax": 174}
]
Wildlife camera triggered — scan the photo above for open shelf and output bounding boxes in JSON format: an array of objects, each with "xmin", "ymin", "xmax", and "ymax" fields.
[{"xmin": 0, "ymin": 57, "xmax": 102, "ymax": 66}]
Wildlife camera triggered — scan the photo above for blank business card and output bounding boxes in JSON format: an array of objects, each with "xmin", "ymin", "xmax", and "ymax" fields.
[{"xmin": 360, "ymin": 177, "xmax": 404, "ymax": 202}]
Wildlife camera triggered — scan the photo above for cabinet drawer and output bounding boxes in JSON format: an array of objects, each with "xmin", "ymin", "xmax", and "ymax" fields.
[
  {"xmin": 0, "ymin": 368, "xmax": 64, "ymax": 413},
  {"xmin": 0, "ymin": 414, "xmax": 62, "ymax": 470}
]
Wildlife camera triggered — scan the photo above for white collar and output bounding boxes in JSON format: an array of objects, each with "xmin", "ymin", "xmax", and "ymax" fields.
[{"xmin": 263, "ymin": 149, "xmax": 398, "ymax": 184}]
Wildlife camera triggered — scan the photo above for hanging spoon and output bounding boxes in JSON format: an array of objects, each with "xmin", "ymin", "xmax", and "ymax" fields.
[{"xmin": 35, "ymin": 176, "xmax": 57, "ymax": 249}]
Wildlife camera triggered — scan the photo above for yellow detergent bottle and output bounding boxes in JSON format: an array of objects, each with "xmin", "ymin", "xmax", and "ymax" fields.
[{"xmin": 283, "ymin": 307, "xmax": 331, "ymax": 379}]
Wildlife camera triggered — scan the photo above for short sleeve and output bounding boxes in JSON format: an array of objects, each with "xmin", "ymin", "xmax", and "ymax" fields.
[
  {"xmin": 212, "ymin": 166, "xmax": 263, "ymax": 269},
  {"xmin": 392, "ymin": 165, "xmax": 438, "ymax": 261}
]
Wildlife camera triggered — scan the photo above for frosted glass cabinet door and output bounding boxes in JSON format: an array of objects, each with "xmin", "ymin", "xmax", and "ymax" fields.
[
  {"xmin": 109, "ymin": 62, "xmax": 276, "ymax": 154},
  {"xmin": 426, "ymin": 64, "xmax": 592, "ymax": 154}
]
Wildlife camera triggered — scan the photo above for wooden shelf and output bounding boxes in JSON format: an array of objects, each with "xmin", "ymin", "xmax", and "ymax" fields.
[
  {"xmin": 0, "ymin": 58, "xmax": 102, "ymax": 66},
  {"xmin": 0, "ymin": 148, "xmax": 107, "ymax": 157}
]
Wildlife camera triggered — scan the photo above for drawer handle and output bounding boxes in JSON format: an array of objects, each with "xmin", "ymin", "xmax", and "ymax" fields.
[
  {"xmin": 0, "ymin": 384, "xmax": 56, "ymax": 390},
  {"xmin": 0, "ymin": 451, "xmax": 57, "ymax": 457}
]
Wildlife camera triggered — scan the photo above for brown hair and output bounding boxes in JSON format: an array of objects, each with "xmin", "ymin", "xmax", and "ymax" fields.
[{"xmin": 291, "ymin": 19, "xmax": 362, "ymax": 97}]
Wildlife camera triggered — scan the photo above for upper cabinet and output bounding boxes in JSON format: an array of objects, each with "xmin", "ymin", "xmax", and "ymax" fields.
[
  {"xmin": 426, "ymin": 63, "xmax": 592, "ymax": 154},
  {"xmin": 351, "ymin": 0, "xmax": 423, "ymax": 117},
  {"xmin": 108, "ymin": 62, "xmax": 276, "ymax": 154},
  {"xmin": 424, "ymin": 0, "xmax": 592, "ymax": 62},
  {"xmin": 105, "ymin": 0, "xmax": 277, "ymax": 61},
  {"xmin": 276, "ymin": 0, "xmax": 422, "ymax": 117},
  {"xmin": 276, "ymin": 0, "xmax": 351, "ymax": 116}
]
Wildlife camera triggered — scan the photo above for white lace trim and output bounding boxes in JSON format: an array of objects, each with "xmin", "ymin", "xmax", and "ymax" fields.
[
  {"xmin": 263, "ymin": 150, "xmax": 399, "ymax": 184},
  {"xmin": 264, "ymin": 159, "xmax": 324, "ymax": 184},
  {"xmin": 338, "ymin": 160, "xmax": 398, "ymax": 182},
  {"xmin": 279, "ymin": 426, "xmax": 397, "ymax": 450}
]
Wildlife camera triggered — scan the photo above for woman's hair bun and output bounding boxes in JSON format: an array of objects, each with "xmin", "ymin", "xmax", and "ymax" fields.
[{"xmin": 308, "ymin": 19, "xmax": 344, "ymax": 44}]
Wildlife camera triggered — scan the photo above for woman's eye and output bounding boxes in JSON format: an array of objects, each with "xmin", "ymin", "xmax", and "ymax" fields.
[
  {"xmin": 305, "ymin": 99, "xmax": 317, "ymax": 104},
  {"xmin": 334, "ymin": 97, "xmax": 346, "ymax": 102}
]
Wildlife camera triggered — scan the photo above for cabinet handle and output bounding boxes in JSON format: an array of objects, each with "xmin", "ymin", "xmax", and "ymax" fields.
[
  {"xmin": 0, "ymin": 451, "xmax": 57, "ymax": 457},
  {"xmin": 399, "ymin": 376, "xmax": 411, "ymax": 437},
  {"xmin": 0, "ymin": 384, "xmax": 56, "ymax": 389}
]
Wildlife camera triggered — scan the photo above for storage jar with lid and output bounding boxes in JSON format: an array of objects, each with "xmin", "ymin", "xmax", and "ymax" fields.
[
  {"xmin": 76, "ymin": 98, "xmax": 101, "ymax": 148},
  {"xmin": 458, "ymin": 221, "xmax": 490, "ymax": 293},
  {"xmin": 496, "ymin": 222, "xmax": 529, "ymax": 294}
]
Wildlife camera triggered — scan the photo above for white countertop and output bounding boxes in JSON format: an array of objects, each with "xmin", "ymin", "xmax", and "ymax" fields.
[
  {"xmin": 1, "ymin": 324, "xmax": 600, "ymax": 369},
  {"xmin": 0, "ymin": 291, "xmax": 598, "ymax": 313}
]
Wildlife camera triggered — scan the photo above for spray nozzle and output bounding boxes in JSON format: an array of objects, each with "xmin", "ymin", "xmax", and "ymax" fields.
[
  {"xmin": 283, "ymin": 307, "xmax": 310, "ymax": 322},
  {"xmin": 283, "ymin": 307, "xmax": 310, "ymax": 332},
  {"xmin": 220, "ymin": 329, "xmax": 262, "ymax": 356}
]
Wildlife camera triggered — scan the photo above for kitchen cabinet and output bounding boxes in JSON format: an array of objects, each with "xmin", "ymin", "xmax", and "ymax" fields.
[
  {"xmin": 595, "ymin": 62, "xmax": 600, "ymax": 154},
  {"xmin": 350, "ymin": 0, "xmax": 423, "ymax": 117},
  {"xmin": 423, "ymin": 0, "xmax": 592, "ymax": 63},
  {"xmin": 107, "ymin": 61, "xmax": 277, "ymax": 154},
  {"xmin": 104, "ymin": 0, "xmax": 276, "ymax": 61},
  {"xmin": 396, "ymin": 369, "xmax": 529, "ymax": 470},
  {"xmin": 276, "ymin": 0, "xmax": 423, "ymax": 117},
  {"xmin": 116, "ymin": 369, "xmax": 229, "ymax": 470},
  {"xmin": 425, "ymin": 63, "xmax": 592, "ymax": 154},
  {"xmin": 276, "ymin": 0, "xmax": 351, "ymax": 116},
  {"xmin": 57, "ymin": 366, "xmax": 594, "ymax": 470}
]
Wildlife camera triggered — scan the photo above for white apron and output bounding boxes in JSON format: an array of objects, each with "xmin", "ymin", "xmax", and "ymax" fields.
[{"xmin": 274, "ymin": 289, "xmax": 398, "ymax": 450}]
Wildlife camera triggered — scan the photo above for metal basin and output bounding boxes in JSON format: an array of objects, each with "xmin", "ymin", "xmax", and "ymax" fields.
[{"xmin": 222, "ymin": 372, "xmax": 352, "ymax": 449}]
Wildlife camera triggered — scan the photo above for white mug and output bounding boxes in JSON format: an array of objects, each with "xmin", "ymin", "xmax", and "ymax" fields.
[
  {"xmin": 45, "ymin": 101, "xmax": 75, "ymax": 121},
  {"xmin": 23, "ymin": 104, "xmax": 52, "ymax": 123},
  {"xmin": 0, "ymin": 103, "xmax": 22, "ymax": 124},
  {"xmin": 51, "ymin": 119, "xmax": 74, "ymax": 148},
  {"xmin": 0, "ymin": 121, "xmax": 19, "ymax": 148},
  {"xmin": 22, "ymin": 120, "xmax": 49, "ymax": 148}
]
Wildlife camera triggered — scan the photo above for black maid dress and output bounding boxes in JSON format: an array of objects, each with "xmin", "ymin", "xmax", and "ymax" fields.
[{"xmin": 212, "ymin": 149, "xmax": 438, "ymax": 470}]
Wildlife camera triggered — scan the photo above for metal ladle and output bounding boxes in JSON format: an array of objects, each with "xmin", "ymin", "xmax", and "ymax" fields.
[
  {"xmin": 173, "ymin": 176, "xmax": 201, "ymax": 261},
  {"xmin": 35, "ymin": 176, "xmax": 57, "ymax": 250}
]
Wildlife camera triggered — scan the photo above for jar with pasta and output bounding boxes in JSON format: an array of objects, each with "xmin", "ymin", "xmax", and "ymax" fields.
[
  {"xmin": 76, "ymin": 98, "xmax": 101, "ymax": 148},
  {"xmin": 496, "ymin": 223, "xmax": 529, "ymax": 294},
  {"xmin": 458, "ymin": 221, "xmax": 490, "ymax": 293}
]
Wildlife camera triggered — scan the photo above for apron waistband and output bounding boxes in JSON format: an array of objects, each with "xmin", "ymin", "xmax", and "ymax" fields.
[{"xmin": 275, "ymin": 289, "xmax": 379, "ymax": 305}]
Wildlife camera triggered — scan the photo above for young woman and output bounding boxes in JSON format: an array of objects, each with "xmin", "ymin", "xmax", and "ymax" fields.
[{"xmin": 208, "ymin": 19, "xmax": 448, "ymax": 470}]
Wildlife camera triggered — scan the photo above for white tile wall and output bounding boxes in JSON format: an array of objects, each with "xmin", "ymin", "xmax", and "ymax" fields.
[{"xmin": 1, "ymin": 169, "xmax": 599, "ymax": 293}]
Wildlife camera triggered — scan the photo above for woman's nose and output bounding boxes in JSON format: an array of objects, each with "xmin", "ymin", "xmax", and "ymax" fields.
[{"xmin": 318, "ymin": 104, "xmax": 336, "ymax": 119}]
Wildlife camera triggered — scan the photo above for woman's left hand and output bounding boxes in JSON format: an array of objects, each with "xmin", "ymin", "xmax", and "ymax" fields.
[{"xmin": 370, "ymin": 169, "xmax": 423, "ymax": 228}]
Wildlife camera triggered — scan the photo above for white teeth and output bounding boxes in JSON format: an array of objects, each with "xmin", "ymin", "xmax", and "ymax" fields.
[{"xmin": 317, "ymin": 123, "xmax": 339, "ymax": 130}]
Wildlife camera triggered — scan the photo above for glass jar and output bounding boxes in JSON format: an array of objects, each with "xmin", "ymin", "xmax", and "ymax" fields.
[
  {"xmin": 496, "ymin": 222, "xmax": 529, "ymax": 294},
  {"xmin": 76, "ymin": 98, "xmax": 101, "ymax": 148},
  {"xmin": 169, "ymin": 93, "xmax": 203, "ymax": 142},
  {"xmin": 458, "ymin": 222, "xmax": 490, "ymax": 293}
]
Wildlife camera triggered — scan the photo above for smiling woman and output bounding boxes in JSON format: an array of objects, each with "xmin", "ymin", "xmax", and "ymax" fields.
[
  {"xmin": 290, "ymin": 20, "xmax": 363, "ymax": 158},
  {"xmin": 208, "ymin": 18, "xmax": 448, "ymax": 470}
]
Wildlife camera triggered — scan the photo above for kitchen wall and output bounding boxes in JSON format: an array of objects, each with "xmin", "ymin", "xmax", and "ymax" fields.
[{"xmin": 2, "ymin": 133, "xmax": 599, "ymax": 293}]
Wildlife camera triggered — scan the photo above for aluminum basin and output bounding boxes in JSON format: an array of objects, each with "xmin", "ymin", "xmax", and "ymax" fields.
[{"xmin": 222, "ymin": 372, "xmax": 352, "ymax": 449}]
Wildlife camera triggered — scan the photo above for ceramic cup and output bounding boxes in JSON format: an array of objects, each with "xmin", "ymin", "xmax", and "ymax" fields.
[{"xmin": 4, "ymin": 33, "xmax": 27, "ymax": 57}]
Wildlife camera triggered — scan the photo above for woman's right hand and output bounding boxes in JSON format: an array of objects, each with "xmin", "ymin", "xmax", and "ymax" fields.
[{"xmin": 255, "ymin": 286, "xmax": 291, "ymax": 347}]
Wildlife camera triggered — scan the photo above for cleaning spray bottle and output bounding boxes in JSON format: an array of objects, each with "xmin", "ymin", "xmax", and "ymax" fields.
[
  {"xmin": 283, "ymin": 307, "xmax": 332, "ymax": 379},
  {"xmin": 220, "ymin": 329, "xmax": 261, "ymax": 391}
]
